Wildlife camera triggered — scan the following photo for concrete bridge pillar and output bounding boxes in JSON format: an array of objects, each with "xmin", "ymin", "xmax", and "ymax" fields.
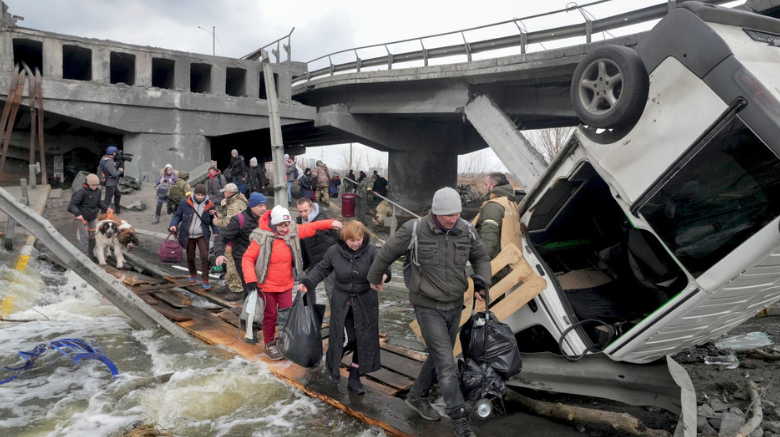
[
  {"xmin": 122, "ymin": 133, "xmax": 210, "ymax": 183},
  {"xmin": 387, "ymin": 150, "xmax": 457, "ymax": 212}
]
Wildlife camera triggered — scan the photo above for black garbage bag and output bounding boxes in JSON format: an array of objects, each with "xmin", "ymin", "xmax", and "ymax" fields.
[
  {"xmin": 277, "ymin": 291, "xmax": 325, "ymax": 368},
  {"xmin": 460, "ymin": 311, "xmax": 522, "ymax": 380},
  {"xmin": 459, "ymin": 275, "xmax": 522, "ymax": 380},
  {"xmin": 458, "ymin": 358, "xmax": 506, "ymax": 401}
]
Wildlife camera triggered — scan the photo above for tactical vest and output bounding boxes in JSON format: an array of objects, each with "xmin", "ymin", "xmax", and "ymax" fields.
[{"xmin": 472, "ymin": 196, "xmax": 523, "ymax": 250}]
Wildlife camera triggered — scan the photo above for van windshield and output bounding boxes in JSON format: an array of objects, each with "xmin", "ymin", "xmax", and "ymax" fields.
[{"xmin": 639, "ymin": 116, "xmax": 780, "ymax": 277}]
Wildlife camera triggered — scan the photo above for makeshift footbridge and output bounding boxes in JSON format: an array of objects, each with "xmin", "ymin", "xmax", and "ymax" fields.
[{"xmin": 0, "ymin": 185, "xmax": 697, "ymax": 436}]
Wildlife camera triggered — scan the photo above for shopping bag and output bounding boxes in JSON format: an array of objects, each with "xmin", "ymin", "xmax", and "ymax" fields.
[
  {"xmin": 241, "ymin": 289, "xmax": 265, "ymax": 343},
  {"xmin": 157, "ymin": 232, "xmax": 182, "ymax": 263},
  {"xmin": 277, "ymin": 291, "xmax": 325, "ymax": 367}
]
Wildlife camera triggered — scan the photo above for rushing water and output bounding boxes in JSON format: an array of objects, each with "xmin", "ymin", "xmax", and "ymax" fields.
[{"xmin": 0, "ymin": 252, "xmax": 420, "ymax": 437}]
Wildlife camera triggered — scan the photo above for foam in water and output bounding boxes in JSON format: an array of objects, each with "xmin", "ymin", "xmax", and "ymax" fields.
[{"xmin": 0, "ymin": 259, "xmax": 383, "ymax": 437}]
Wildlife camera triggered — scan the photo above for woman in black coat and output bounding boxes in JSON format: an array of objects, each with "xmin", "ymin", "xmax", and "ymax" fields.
[{"xmin": 298, "ymin": 220, "xmax": 390, "ymax": 394}]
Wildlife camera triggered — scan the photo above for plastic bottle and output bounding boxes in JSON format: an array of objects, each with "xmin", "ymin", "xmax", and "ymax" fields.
[{"xmin": 703, "ymin": 354, "xmax": 739, "ymax": 369}]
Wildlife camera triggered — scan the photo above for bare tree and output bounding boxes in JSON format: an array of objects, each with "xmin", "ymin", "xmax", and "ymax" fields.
[
  {"xmin": 457, "ymin": 149, "xmax": 501, "ymax": 199},
  {"xmin": 527, "ymin": 127, "xmax": 574, "ymax": 163}
]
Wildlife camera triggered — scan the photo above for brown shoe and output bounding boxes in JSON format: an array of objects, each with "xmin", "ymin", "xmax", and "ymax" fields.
[{"xmin": 264, "ymin": 343, "xmax": 284, "ymax": 361}]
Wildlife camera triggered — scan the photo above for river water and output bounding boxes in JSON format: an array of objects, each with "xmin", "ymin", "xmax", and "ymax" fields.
[{"xmin": 0, "ymin": 252, "xmax": 418, "ymax": 437}]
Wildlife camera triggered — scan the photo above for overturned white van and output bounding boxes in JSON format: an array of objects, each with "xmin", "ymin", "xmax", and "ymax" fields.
[{"xmin": 509, "ymin": 2, "xmax": 780, "ymax": 364}]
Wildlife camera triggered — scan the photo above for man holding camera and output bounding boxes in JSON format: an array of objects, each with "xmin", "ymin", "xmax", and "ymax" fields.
[{"xmin": 100, "ymin": 146, "xmax": 124, "ymax": 212}]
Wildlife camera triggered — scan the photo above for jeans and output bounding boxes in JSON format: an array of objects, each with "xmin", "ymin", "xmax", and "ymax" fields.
[
  {"xmin": 286, "ymin": 181, "xmax": 293, "ymax": 203},
  {"xmin": 155, "ymin": 200, "xmax": 164, "ymax": 217},
  {"xmin": 409, "ymin": 305, "xmax": 465, "ymax": 418},
  {"xmin": 186, "ymin": 236, "xmax": 209, "ymax": 283}
]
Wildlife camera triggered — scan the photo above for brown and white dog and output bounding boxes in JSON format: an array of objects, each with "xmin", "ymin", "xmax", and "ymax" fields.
[{"xmin": 94, "ymin": 213, "xmax": 138, "ymax": 269}]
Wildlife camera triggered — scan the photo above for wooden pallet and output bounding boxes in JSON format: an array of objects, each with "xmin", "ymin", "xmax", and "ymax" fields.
[{"xmin": 409, "ymin": 243, "xmax": 546, "ymax": 356}]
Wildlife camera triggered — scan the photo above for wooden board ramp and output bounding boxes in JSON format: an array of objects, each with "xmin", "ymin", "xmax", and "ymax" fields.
[
  {"xmin": 409, "ymin": 243, "xmax": 546, "ymax": 357},
  {"xmin": 99, "ymin": 264, "xmax": 496, "ymax": 437}
]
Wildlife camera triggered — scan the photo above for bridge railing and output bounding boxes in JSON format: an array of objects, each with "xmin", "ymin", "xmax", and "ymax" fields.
[{"xmin": 293, "ymin": 0, "xmax": 732, "ymax": 85}]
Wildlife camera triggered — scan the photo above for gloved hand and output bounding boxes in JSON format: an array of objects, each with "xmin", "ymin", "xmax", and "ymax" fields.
[
  {"xmin": 244, "ymin": 282, "xmax": 258, "ymax": 300},
  {"xmin": 470, "ymin": 274, "xmax": 489, "ymax": 301}
]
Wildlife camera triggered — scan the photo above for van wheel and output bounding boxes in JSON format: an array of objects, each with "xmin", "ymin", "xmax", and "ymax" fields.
[{"xmin": 571, "ymin": 46, "xmax": 649, "ymax": 130}]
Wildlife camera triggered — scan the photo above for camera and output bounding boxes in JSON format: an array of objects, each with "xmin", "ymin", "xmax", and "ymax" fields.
[{"xmin": 114, "ymin": 151, "xmax": 133, "ymax": 164}]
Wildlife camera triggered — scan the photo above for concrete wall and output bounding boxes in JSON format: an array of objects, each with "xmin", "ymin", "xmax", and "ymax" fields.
[
  {"xmin": 123, "ymin": 133, "xmax": 210, "ymax": 182},
  {"xmin": 387, "ymin": 150, "xmax": 457, "ymax": 211}
]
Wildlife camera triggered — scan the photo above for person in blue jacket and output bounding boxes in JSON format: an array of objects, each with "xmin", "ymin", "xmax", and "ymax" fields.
[{"xmin": 169, "ymin": 184, "xmax": 219, "ymax": 289}]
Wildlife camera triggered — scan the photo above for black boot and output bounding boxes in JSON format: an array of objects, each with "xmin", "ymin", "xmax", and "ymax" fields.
[{"xmin": 347, "ymin": 365, "xmax": 365, "ymax": 394}]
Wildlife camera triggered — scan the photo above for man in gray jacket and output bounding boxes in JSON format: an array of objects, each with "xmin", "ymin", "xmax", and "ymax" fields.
[{"xmin": 367, "ymin": 187, "xmax": 490, "ymax": 437}]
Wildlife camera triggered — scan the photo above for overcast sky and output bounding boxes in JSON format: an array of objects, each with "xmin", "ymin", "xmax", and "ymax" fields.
[{"xmin": 5, "ymin": 0, "xmax": 745, "ymax": 174}]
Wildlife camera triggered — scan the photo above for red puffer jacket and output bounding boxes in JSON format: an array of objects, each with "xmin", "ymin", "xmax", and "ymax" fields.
[{"xmin": 242, "ymin": 210, "xmax": 334, "ymax": 292}]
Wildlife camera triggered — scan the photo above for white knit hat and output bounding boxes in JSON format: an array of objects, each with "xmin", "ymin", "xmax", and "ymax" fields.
[
  {"xmin": 270, "ymin": 205, "xmax": 292, "ymax": 225},
  {"xmin": 431, "ymin": 187, "xmax": 462, "ymax": 215}
]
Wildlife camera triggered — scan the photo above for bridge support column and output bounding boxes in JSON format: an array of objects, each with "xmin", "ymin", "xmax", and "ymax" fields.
[
  {"xmin": 123, "ymin": 133, "xmax": 210, "ymax": 182},
  {"xmin": 387, "ymin": 150, "xmax": 457, "ymax": 212},
  {"xmin": 464, "ymin": 94, "xmax": 548, "ymax": 190}
]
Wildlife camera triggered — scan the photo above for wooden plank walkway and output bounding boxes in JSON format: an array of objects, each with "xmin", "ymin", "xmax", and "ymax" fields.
[{"xmin": 106, "ymin": 269, "xmax": 495, "ymax": 437}]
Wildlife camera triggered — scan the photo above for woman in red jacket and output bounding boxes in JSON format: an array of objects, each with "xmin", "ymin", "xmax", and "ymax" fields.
[{"xmin": 242, "ymin": 205, "xmax": 342, "ymax": 360}]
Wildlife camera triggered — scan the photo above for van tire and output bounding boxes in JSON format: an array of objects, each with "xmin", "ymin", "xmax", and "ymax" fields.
[{"xmin": 571, "ymin": 46, "xmax": 649, "ymax": 130}]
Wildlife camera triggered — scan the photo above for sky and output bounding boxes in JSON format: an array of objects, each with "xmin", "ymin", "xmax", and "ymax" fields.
[{"xmin": 5, "ymin": 0, "xmax": 745, "ymax": 174}]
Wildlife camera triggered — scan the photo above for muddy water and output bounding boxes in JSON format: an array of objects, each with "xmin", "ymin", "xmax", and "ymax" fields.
[{"xmin": 0, "ymin": 254, "xmax": 400, "ymax": 437}]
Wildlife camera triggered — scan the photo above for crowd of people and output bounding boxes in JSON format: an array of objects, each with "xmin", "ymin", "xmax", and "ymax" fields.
[{"xmin": 68, "ymin": 148, "xmax": 514, "ymax": 437}]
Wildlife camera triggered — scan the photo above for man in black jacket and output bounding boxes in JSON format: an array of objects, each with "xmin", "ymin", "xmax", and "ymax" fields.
[
  {"xmin": 225, "ymin": 149, "xmax": 247, "ymax": 194},
  {"xmin": 246, "ymin": 157, "xmax": 268, "ymax": 196},
  {"xmin": 212, "ymin": 192, "xmax": 267, "ymax": 299},
  {"xmin": 68, "ymin": 173, "xmax": 112, "ymax": 258},
  {"xmin": 99, "ymin": 146, "xmax": 123, "ymax": 212},
  {"xmin": 296, "ymin": 197, "xmax": 338, "ymax": 301}
]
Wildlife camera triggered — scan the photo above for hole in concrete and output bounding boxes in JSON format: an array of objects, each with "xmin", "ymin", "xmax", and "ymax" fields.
[
  {"xmin": 225, "ymin": 67, "xmax": 246, "ymax": 96},
  {"xmin": 110, "ymin": 52, "xmax": 136, "ymax": 85},
  {"xmin": 62, "ymin": 45, "xmax": 92, "ymax": 81},
  {"xmin": 12, "ymin": 38, "xmax": 43, "ymax": 74},
  {"xmin": 152, "ymin": 58, "xmax": 175, "ymax": 89},
  {"xmin": 190, "ymin": 63, "xmax": 212, "ymax": 93},
  {"xmin": 258, "ymin": 72, "xmax": 278, "ymax": 99}
]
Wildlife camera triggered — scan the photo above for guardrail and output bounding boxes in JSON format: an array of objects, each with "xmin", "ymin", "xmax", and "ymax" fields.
[{"xmin": 293, "ymin": 0, "xmax": 733, "ymax": 84}]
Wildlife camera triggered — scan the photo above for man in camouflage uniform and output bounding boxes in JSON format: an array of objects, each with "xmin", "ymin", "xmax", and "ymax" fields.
[
  {"xmin": 167, "ymin": 170, "xmax": 191, "ymax": 215},
  {"xmin": 214, "ymin": 183, "xmax": 248, "ymax": 295},
  {"xmin": 355, "ymin": 177, "xmax": 372, "ymax": 225}
]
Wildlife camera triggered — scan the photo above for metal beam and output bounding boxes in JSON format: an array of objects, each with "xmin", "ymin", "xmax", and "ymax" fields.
[
  {"xmin": 262, "ymin": 49, "xmax": 288, "ymax": 208},
  {"xmin": 0, "ymin": 186, "xmax": 191, "ymax": 340},
  {"xmin": 463, "ymin": 94, "xmax": 547, "ymax": 189},
  {"xmin": 508, "ymin": 353, "xmax": 690, "ymax": 415}
]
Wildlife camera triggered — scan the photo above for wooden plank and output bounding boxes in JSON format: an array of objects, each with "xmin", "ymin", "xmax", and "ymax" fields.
[
  {"xmin": 135, "ymin": 292, "xmax": 159, "ymax": 305},
  {"xmin": 379, "ymin": 349, "xmax": 423, "ymax": 379},
  {"xmin": 338, "ymin": 367, "xmax": 399, "ymax": 396},
  {"xmin": 452, "ymin": 275, "xmax": 547, "ymax": 357},
  {"xmin": 186, "ymin": 285, "xmax": 240, "ymax": 309},
  {"xmin": 134, "ymin": 277, "xmax": 192, "ymax": 292},
  {"xmin": 153, "ymin": 289, "xmax": 191, "ymax": 308},
  {"xmin": 458, "ymin": 263, "xmax": 532, "ymax": 328},
  {"xmin": 380, "ymin": 342, "xmax": 427, "ymax": 363},
  {"xmin": 154, "ymin": 301, "xmax": 194, "ymax": 322},
  {"xmin": 341, "ymin": 353, "xmax": 415, "ymax": 391},
  {"xmin": 103, "ymin": 265, "xmax": 163, "ymax": 286},
  {"xmin": 217, "ymin": 309, "xmax": 242, "ymax": 328}
]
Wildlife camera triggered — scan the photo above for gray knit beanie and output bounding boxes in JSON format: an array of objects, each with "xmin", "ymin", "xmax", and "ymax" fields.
[{"xmin": 431, "ymin": 187, "xmax": 462, "ymax": 215}]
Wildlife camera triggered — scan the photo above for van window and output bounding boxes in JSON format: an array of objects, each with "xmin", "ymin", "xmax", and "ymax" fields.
[{"xmin": 639, "ymin": 116, "xmax": 780, "ymax": 276}]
